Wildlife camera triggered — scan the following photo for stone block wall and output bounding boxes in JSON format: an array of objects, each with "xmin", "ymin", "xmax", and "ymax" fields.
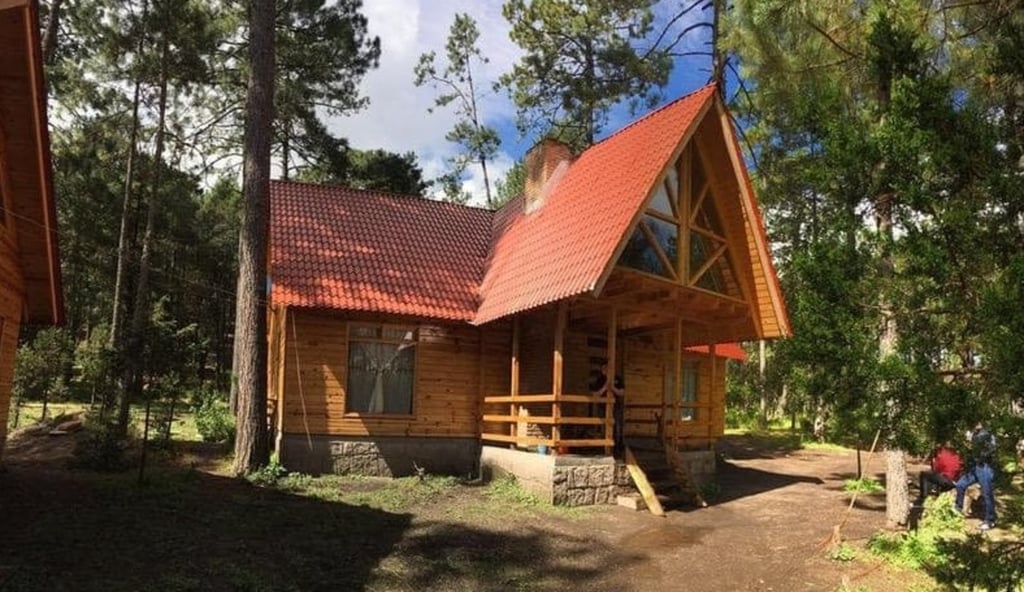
[
  {"xmin": 279, "ymin": 434, "xmax": 479, "ymax": 477},
  {"xmin": 551, "ymin": 458, "xmax": 617, "ymax": 506}
]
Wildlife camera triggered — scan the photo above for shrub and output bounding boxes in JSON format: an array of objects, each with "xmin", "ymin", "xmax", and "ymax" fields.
[
  {"xmin": 192, "ymin": 388, "xmax": 234, "ymax": 444},
  {"xmin": 71, "ymin": 419, "xmax": 131, "ymax": 472},
  {"xmin": 247, "ymin": 455, "xmax": 288, "ymax": 486},
  {"xmin": 868, "ymin": 493, "xmax": 965, "ymax": 569}
]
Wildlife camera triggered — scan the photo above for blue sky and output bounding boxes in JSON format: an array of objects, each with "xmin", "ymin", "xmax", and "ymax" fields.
[{"xmin": 329, "ymin": 0, "xmax": 717, "ymax": 205}]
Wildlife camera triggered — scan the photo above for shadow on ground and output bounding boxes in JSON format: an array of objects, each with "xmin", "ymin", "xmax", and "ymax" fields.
[
  {"xmin": 0, "ymin": 460, "xmax": 645, "ymax": 592},
  {"xmin": 705, "ymin": 459, "xmax": 825, "ymax": 506},
  {"xmin": 716, "ymin": 433, "xmax": 805, "ymax": 460}
]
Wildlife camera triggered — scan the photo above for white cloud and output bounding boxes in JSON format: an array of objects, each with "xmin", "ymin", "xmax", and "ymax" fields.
[{"xmin": 326, "ymin": 0, "xmax": 520, "ymax": 205}]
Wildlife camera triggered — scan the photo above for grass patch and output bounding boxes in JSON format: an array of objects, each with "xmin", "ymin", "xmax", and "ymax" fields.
[
  {"xmin": 270, "ymin": 472, "xmax": 460, "ymax": 512},
  {"xmin": 477, "ymin": 475, "xmax": 589, "ymax": 520},
  {"xmin": 844, "ymin": 477, "xmax": 884, "ymax": 494}
]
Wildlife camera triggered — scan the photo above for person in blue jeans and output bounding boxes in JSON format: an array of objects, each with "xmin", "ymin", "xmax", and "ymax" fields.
[{"xmin": 955, "ymin": 421, "xmax": 998, "ymax": 530}]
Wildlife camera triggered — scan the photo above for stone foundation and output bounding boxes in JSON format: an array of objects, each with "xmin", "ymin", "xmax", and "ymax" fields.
[
  {"xmin": 278, "ymin": 434, "xmax": 479, "ymax": 477},
  {"xmin": 481, "ymin": 446, "xmax": 620, "ymax": 506},
  {"xmin": 674, "ymin": 449, "xmax": 717, "ymax": 485}
]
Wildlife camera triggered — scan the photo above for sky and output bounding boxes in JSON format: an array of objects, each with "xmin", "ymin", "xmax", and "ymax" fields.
[{"xmin": 328, "ymin": 0, "xmax": 715, "ymax": 206}]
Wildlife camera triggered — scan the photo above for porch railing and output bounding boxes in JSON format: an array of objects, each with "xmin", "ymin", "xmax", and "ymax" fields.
[{"xmin": 480, "ymin": 393, "xmax": 614, "ymax": 452}]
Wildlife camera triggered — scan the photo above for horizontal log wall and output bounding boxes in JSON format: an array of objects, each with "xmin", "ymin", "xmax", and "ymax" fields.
[
  {"xmin": 280, "ymin": 309, "xmax": 484, "ymax": 438},
  {"xmin": 621, "ymin": 333, "xmax": 726, "ymax": 443}
]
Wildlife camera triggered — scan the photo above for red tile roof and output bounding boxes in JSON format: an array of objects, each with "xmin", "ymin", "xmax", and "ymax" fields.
[
  {"xmin": 474, "ymin": 85, "xmax": 716, "ymax": 324},
  {"xmin": 268, "ymin": 83, "xmax": 781, "ymax": 350},
  {"xmin": 270, "ymin": 182, "xmax": 492, "ymax": 321}
]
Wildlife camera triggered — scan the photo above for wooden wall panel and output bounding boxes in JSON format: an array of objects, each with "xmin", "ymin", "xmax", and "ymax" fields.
[
  {"xmin": 0, "ymin": 233, "xmax": 24, "ymax": 458},
  {"xmin": 279, "ymin": 310, "xmax": 481, "ymax": 438}
]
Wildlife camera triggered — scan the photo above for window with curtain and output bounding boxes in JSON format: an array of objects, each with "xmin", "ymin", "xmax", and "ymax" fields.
[
  {"xmin": 346, "ymin": 324, "xmax": 417, "ymax": 415},
  {"xmin": 663, "ymin": 360, "xmax": 700, "ymax": 422}
]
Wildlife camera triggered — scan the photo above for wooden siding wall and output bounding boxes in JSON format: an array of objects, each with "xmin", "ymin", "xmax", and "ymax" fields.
[
  {"xmin": 621, "ymin": 333, "xmax": 726, "ymax": 444},
  {"xmin": 696, "ymin": 116, "xmax": 781, "ymax": 338},
  {"xmin": 0, "ymin": 230, "xmax": 24, "ymax": 458},
  {"xmin": 279, "ymin": 309, "xmax": 484, "ymax": 438}
]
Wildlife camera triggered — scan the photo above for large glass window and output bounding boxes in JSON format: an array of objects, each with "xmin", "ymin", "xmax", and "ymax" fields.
[
  {"xmin": 346, "ymin": 324, "xmax": 417, "ymax": 415},
  {"xmin": 616, "ymin": 148, "xmax": 739, "ymax": 297}
]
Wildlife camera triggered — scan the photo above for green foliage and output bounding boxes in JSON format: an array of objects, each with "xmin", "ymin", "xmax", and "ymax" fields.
[
  {"xmin": 830, "ymin": 542, "xmax": 857, "ymax": 562},
  {"xmin": 270, "ymin": 0, "xmax": 381, "ymax": 178},
  {"xmin": 485, "ymin": 475, "xmax": 544, "ymax": 507},
  {"xmin": 13, "ymin": 328, "xmax": 75, "ymax": 412},
  {"xmin": 500, "ymin": 0, "xmax": 672, "ymax": 148},
  {"xmin": 415, "ymin": 13, "xmax": 500, "ymax": 205},
  {"xmin": 494, "ymin": 160, "xmax": 525, "ymax": 207},
  {"xmin": 843, "ymin": 477, "xmax": 884, "ymax": 494},
  {"xmin": 247, "ymin": 455, "xmax": 289, "ymax": 487},
  {"xmin": 191, "ymin": 388, "xmax": 234, "ymax": 444},
  {"xmin": 71, "ymin": 418, "xmax": 132, "ymax": 472},
  {"xmin": 868, "ymin": 493, "xmax": 965, "ymax": 570}
]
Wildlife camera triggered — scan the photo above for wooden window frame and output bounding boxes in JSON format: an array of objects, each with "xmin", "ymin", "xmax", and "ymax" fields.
[{"xmin": 343, "ymin": 322, "xmax": 418, "ymax": 419}]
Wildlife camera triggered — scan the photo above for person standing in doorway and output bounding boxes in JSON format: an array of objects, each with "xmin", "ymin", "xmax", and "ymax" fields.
[
  {"xmin": 591, "ymin": 360, "xmax": 624, "ymax": 455},
  {"xmin": 955, "ymin": 421, "xmax": 998, "ymax": 530}
]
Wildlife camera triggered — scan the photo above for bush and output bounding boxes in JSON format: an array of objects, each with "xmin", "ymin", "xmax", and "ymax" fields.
[
  {"xmin": 247, "ymin": 455, "xmax": 288, "ymax": 486},
  {"xmin": 868, "ymin": 493, "xmax": 965, "ymax": 569},
  {"xmin": 71, "ymin": 419, "xmax": 131, "ymax": 472},
  {"xmin": 192, "ymin": 388, "xmax": 234, "ymax": 444}
]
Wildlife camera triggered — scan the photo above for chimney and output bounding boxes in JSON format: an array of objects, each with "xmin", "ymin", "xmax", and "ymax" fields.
[{"xmin": 523, "ymin": 138, "xmax": 572, "ymax": 213}]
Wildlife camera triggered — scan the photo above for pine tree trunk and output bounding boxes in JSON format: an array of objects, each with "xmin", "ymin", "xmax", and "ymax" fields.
[
  {"xmin": 119, "ymin": 39, "xmax": 170, "ymax": 436},
  {"xmin": 109, "ymin": 0, "xmax": 149, "ymax": 421},
  {"xmin": 232, "ymin": 0, "xmax": 275, "ymax": 475},
  {"xmin": 885, "ymin": 448, "xmax": 910, "ymax": 527},
  {"xmin": 757, "ymin": 339, "xmax": 768, "ymax": 429},
  {"xmin": 42, "ymin": 0, "xmax": 63, "ymax": 65}
]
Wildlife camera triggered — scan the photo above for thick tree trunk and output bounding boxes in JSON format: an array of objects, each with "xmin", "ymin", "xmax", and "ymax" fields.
[
  {"xmin": 885, "ymin": 448, "xmax": 910, "ymax": 526},
  {"xmin": 232, "ymin": 0, "xmax": 275, "ymax": 475}
]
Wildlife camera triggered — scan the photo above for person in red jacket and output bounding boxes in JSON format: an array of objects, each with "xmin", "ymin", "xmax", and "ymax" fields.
[{"xmin": 916, "ymin": 441, "xmax": 963, "ymax": 504}]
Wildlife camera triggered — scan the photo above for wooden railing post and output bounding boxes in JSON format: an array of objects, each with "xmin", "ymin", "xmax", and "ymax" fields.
[
  {"xmin": 709, "ymin": 343, "xmax": 717, "ymax": 442},
  {"xmin": 673, "ymin": 316, "xmax": 683, "ymax": 452},
  {"xmin": 511, "ymin": 316, "xmax": 520, "ymax": 448},
  {"xmin": 605, "ymin": 307, "xmax": 617, "ymax": 456},
  {"xmin": 552, "ymin": 301, "xmax": 567, "ymax": 453}
]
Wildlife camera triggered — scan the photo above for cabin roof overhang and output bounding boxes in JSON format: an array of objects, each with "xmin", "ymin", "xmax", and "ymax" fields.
[{"xmin": 0, "ymin": 0, "xmax": 63, "ymax": 325}]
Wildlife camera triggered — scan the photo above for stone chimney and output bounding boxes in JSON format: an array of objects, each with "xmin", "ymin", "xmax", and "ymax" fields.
[{"xmin": 523, "ymin": 138, "xmax": 572, "ymax": 213}]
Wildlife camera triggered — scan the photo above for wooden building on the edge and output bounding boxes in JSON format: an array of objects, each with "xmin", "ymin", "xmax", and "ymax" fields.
[
  {"xmin": 0, "ymin": 0, "xmax": 64, "ymax": 458},
  {"xmin": 267, "ymin": 85, "xmax": 790, "ymax": 496}
]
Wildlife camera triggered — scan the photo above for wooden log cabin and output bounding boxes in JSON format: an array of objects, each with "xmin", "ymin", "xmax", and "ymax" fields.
[
  {"xmin": 268, "ymin": 85, "xmax": 790, "ymax": 487},
  {"xmin": 0, "ymin": 0, "xmax": 64, "ymax": 459}
]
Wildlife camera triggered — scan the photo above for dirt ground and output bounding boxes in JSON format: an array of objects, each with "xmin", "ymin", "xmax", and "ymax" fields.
[{"xmin": 0, "ymin": 429, "xmax": 935, "ymax": 592}]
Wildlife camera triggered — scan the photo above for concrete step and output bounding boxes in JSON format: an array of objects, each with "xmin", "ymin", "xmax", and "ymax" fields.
[{"xmin": 616, "ymin": 493, "xmax": 646, "ymax": 511}]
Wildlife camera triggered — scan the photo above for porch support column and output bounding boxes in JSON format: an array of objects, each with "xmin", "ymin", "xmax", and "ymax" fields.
[
  {"xmin": 605, "ymin": 306, "xmax": 617, "ymax": 456},
  {"xmin": 552, "ymin": 301, "xmax": 568, "ymax": 452},
  {"xmin": 709, "ymin": 343, "xmax": 717, "ymax": 443},
  {"xmin": 673, "ymin": 316, "xmax": 684, "ymax": 452},
  {"xmin": 510, "ymin": 316, "xmax": 521, "ymax": 448}
]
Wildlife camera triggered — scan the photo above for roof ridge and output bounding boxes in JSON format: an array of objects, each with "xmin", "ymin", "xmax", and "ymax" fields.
[
  {"xmin": 271, "ymin": 178, "xmax": 496, "ymax": 214},
  {"xmin": 583, "ymin": 83, "xmax": 717, "ymax": 152}
]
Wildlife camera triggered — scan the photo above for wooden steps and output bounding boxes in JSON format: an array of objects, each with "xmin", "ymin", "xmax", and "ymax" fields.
[{"xmin": 620, "ymin": 443, "xmax": 706, "ymax": 513}]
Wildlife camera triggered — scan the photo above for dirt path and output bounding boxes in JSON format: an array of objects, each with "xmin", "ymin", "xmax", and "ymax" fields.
[{"xmin": 0, "ymin": 432, "xmax": 931, "ymax": 591}]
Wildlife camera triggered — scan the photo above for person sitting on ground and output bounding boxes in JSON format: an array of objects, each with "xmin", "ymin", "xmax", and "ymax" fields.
[
  {"xmin": 915, "ymin": 440, "xmax": 962, "ymax": 505},
  {"xmin": 955, "ymin": 421, "xmax": 998, "ymax": 531}
]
